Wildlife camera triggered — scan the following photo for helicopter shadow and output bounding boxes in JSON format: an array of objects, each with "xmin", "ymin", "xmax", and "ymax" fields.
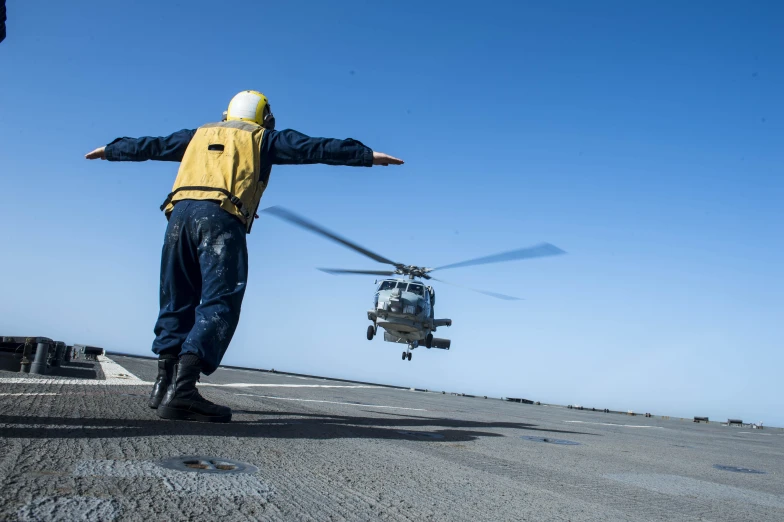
[{"xmin": 0, "ymin": 411, "xmax": 598, "ymax": 442}]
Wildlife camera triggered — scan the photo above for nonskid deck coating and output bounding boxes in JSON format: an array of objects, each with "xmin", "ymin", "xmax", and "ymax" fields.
[{"xmin": 0, "ymin": 355, "xmax": 782, "ymax": 521}]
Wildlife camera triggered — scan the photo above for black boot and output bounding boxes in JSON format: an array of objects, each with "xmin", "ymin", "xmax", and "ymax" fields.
[
  {"xmin": 148, "ymin": 357, "xmax": 177, "ymax": 409},
  {"xmin": 157, "ymin": 360, "xmax": 232, "ymax": 423}
]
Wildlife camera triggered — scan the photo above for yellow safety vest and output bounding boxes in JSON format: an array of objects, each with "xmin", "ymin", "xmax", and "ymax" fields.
[{"xmin": 160, "ymin": 120, "xmax": 267, "ymax": 233}]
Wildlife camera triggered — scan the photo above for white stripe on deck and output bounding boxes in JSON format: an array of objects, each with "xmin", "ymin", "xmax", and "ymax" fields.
[
  {"xmin": 234, "ymin": 393, "xmax": 427, "ymax": 411},
  {"xmin": 97, "ymin": 355, "xmax": 144, "ymax": 383},
  {"xmin": 0, "ymin": 378, "xmax": 152, "ymax": 386},
  {"xmin": 0, "ymin": 356, "xmax": 147, "ymax": 386},
  {"xmin": 0, "ymin": 378, "xmax": 381, "ymax": 389},
  {"xmin": 0, "ymin": 393, "xmax": 58, "ymax": 396},
  {"xmin": 202, "ymin": 383, "xmax": 380, "ymax": 389},
  {"xmin": 564, "ymin": 421, "xmax": 664, "ymax": 429},
  {"xmin": 0, "ymin": 356, "xmax": 383, "ymax": 390}
]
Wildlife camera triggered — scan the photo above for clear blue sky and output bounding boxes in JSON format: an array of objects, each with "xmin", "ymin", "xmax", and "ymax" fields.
[{"xmin": 1, "ymin": 1, "xmax": 782, "ymax": 425}]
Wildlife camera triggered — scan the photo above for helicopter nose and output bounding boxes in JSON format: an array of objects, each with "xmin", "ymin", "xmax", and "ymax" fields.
[{"xmin": 387, "ymin": 291, "xmax": 403, "ymax": 313}]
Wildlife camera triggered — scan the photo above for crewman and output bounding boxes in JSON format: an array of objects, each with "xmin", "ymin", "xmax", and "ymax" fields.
[{"xmin": 85, "ymin": 90, "xmax": 403, "ymax": 423}]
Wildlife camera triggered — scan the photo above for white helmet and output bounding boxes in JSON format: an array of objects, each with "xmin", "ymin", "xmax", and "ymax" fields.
[{"xmin": 224, "ymin": 90, "xmax": 275, "ymax": 129}]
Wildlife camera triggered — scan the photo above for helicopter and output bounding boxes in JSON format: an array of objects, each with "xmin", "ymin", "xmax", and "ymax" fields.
[{"xmin": 263, "ymin": 206, "xmax": 566, "ymax": 361}]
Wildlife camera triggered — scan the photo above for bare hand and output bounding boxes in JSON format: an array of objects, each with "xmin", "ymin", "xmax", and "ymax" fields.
[
  {"xmin": 85, "ymin": 146, "xmax": 106, "ymax": 160},
  {"xmin": 372, "ymin": 151, "xmax": 404, "ymax": 166}
]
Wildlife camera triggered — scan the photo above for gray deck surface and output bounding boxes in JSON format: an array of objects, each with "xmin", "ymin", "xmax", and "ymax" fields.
[{"xmin": 0, "ymin": 354, "xmax": 782, "ymax": 521}]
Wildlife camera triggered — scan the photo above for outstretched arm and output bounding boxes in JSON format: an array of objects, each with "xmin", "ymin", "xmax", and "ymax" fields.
[
  {"xmin": 85, "ymin": 129, "xmax": 196, "ymax": 162},
  {"xmin": 265, "ymin": 129, "xmax": 403, "ymax": 167}
]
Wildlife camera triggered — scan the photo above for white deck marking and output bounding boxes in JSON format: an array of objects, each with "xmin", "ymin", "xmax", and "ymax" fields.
[
  {"xmin": 234, "ymin": 393, "xmax": 427, "ymax": 411},
  {"xmin": 564, "ymin": 421, "xmax": 664, "ymax": 429},
  {"xmin": 0, "ymin": 356, "xmax": 382, "ymax": 390},
  {"xmin": 0, "ymin": 377, "xmax": 382, "ymax": 389},
  {"xmin": 0, "ymin": 356, "xmax": 148, "ymax": 386},
  {"xmin": 97, "ymin": 355, "xmax": 144, "ymax": 383},
  {"xmin": 0, "ymin": 378, "xmax": 152, "ymax": 386},
  {"xmin": 202, "ymin": 383, "xmax": 380, "ymax": 389},
  {"xmin": 0, "ymin": 393, "xmax": 58, "ymax": 396}
]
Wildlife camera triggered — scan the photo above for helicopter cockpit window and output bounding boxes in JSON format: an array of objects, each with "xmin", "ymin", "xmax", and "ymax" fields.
[
  {"xmin": 378, "ymin": 281, "xmax": 397, "ymax": 291},
  {"xmin": 406, "ymin": 284, "xmax": 425, "ymax": 296}
]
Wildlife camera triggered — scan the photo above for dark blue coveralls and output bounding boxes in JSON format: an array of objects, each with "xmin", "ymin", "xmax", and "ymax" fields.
[{"xmin": 105, "ymin": 129, "xmax": 373, "ymax": 373}]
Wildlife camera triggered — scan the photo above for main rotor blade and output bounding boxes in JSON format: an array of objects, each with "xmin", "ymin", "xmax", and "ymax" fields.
[
  {"xmin": 319, "ymin": 268, "xmax": 397, "ymax": 276},
  {"xmin": 430, "ymin": 277, "xmax": 522, "ymax": 301},
  {"xmin": 262, "ymin": 206, "xmax": 399, "ymax": 267},
  {"xmin": 431, "ymin": 243, "xmax": 566, "ymax": 272}
]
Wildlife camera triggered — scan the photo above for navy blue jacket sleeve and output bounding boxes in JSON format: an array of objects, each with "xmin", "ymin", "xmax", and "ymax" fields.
[
  {"xmin": 104, "ymin": 129, "xmax": 196, "ymax": 162},
  {"xmin": 103, "ymin": 127, "xmax": 374, "ymax": 167},
  {"xmin": 1, "ymin": 0, "xmax": 7, "ymax": 44},
  {"xmin": 263, "ymin": 129, "xmax": 373, "ymax": 167}
]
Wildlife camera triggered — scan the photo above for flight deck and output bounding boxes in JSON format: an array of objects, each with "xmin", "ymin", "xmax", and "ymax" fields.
[{"xmin": 0, "ymin": 354, "xmax": 782, "ymax": 521}]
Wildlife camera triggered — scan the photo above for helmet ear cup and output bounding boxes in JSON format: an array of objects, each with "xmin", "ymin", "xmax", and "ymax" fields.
[{"xmin": 262, "ymin": 105, "xmax": 275, "ymax": 130}]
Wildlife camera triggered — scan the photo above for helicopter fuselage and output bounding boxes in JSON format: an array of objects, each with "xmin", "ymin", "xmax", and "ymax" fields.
[{"xmin": 366, "ymin": 279, "xmax": 452, "ymax": 357}]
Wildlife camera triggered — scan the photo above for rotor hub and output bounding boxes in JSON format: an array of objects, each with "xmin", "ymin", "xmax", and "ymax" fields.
[{"xmin": 394, "ymin": 265, "xmax": 432, "ymax": 280}]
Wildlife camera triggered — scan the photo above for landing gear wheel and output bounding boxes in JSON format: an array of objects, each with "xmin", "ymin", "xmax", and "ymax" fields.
[
  {"xmin": 407, "ymin": 352, "xmax": 412, "ymax": 361},
  {"xmin": 367, "ymin": 325, "xmax": 375, "ymax": 340},
  {"xmin": 425, "ymin": 333, "xmax": 433, "ymax": 348},
  {"xmin": 402, "ymin": 351, "xmax": 407, "ymax": 360}
]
